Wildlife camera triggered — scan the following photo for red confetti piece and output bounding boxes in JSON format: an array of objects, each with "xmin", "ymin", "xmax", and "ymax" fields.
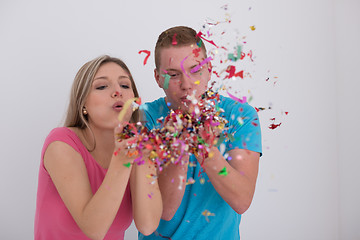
[
  {"xmin": 224, "ymin": 65, "xmax": 244, "ymax": 79},
  {"xmin": 172, "ymin": 33, "xmax": 178, "ymax": 45},
  {"xmin": 212, "ymin": 71, "xmax": 221, "ymax": 78},
  {"xmin": 192, "ymin": 47, "xmax": 201, "ymax": 57},
  {"xmin": 138, "ymin": 50, "xmax": 151, "ymax": 65},
  {"xmin": 269, "ymin": 123, "xmax": 281, "ymax": 129},
  {"xmin": 196, "ymin": 31, "xmax": 219, "ymax": 48}
]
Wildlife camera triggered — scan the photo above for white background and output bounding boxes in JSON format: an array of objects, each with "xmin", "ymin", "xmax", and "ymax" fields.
[{"xmin": 0, "ymin": 0, "xmax": 359, "ymax": 239}]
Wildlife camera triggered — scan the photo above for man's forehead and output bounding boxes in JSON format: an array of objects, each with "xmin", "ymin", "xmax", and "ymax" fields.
[{"xmin": 160, "ymin": 46, "xmax": 206, "ymax": 67}]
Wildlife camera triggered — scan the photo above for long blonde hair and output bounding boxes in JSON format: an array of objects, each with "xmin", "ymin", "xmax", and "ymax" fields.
[{"xmin": 64, "ymin": 55, "xmax": 140, "ymax": 150}]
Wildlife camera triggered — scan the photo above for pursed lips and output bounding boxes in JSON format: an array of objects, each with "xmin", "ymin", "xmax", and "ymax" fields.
[{"xmin": 112, "ymin": 101, "xmax": 124, "ymax": 112}]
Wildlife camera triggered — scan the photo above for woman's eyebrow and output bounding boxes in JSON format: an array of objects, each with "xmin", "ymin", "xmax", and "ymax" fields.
[{"xmin": 93, "ymin": 76, "xmax": 108, "ymax": 81}]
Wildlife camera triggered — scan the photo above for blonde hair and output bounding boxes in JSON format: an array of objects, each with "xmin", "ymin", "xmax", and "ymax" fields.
[{"xmin": 64, "ymin": 55, "xmax": 140, "ymax": 150}]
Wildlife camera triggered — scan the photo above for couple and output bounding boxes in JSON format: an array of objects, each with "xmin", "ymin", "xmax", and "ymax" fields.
[{"xmin": 34, "ymin": 26, "xmax": 262, "ymax": 240}]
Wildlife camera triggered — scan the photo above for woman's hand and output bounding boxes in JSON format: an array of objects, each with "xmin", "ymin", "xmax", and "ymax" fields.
[{"xmin": 113, "ymin": 123, "xmax": 139, "ymax": 165}]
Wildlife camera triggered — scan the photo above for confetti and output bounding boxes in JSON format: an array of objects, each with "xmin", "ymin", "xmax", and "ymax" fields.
[
  {"xmin": 227, "ymin": 91, "xmax": 246, "ymax": 103},
  {"xmin": 192, "ymin": 47, "xmax": 201, "ymax": 57},
  {"xmin": 118, "ymin": 98, "xmax": 139, "ymax": 122},
  {"xmin": 123, "ymin": 162, "xmax": 131, "ymax": 168},
  {"xmin": 180, "ymin": 56, "xmax": 191, "ymax": 79},
  {"xmin": 190, "ymin": 56, "xmax": 213, "ymax": 73},
  {"xmin": 224, "ymin": 65, "xmax": 244, "ymax": 79},
  {"xmin": 186, "ymin": 177, "xmax": 195, "ymax": 185},
  {"xmin": 218, "ymin": 167, "xmax": 228, "ymax": 176},
  {"xmin": 269, "ymin": 123, "xmax": 281, "ymax": 129},
  {"xmin": 172, "ymin": 33, "xmax": 178, "ymax": 45},
  {"xmin": 162, "ymin": 74, "xmax": 171, "ymax": 90},
  {"xmin": 196, "ymin": 31, "xmax": 219, "ymax": 48},
  {"xmin": 202, "ymin": 210, "xmax": 215, "ymax": 222},
  {"xmin": 138, "ymin": 50, "xmax": 151, "ymax": 65},
  {"xmin": 228, "ymin": 45, "xmax": 242, "ymax": 62},
  {"xmin": 117, "ymin": 90, "xmax": 230, "ymax": 168}
]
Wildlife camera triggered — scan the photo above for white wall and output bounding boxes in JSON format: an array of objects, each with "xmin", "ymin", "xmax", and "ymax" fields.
[
  {"xmin": 0, "ymin": 0, "xmax": 358, "ymax": 239},
  {"xmin": 335, "ymin": 0, "xmax": 360, "ymax": 240}
]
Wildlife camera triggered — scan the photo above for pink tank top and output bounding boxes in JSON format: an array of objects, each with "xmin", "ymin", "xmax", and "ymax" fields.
[{"xmin": 34, "ymin": 127, "xmax": 132, "ymax": 240}]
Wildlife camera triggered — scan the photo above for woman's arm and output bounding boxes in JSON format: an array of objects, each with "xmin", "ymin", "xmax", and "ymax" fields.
[
  {"xmin": 130, "ymin": 150, "xmax": 162, "ymax": 235},
  {"xmin": 44, "ymin": 137, "xmax": 136, "ymax": 240}
]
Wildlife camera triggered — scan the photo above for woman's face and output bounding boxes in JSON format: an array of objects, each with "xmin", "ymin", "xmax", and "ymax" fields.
[{"xmin": 84, "ymin": 62, "xmax": 135, "ymax": 130}]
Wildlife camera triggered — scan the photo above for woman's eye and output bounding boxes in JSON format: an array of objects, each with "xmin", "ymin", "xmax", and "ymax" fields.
[
  {"xmin": 96, "ymin": 85, "xmax": 107, "ymax": 90},
  {"xmin": 121, "ymin": 84, "xmax": 130, "ymax": 89}
]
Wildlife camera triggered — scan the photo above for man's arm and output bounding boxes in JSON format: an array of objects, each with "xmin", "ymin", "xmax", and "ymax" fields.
[{"xmin": 202, "ymin": 147, "xmax": 259, "ymax": 214}]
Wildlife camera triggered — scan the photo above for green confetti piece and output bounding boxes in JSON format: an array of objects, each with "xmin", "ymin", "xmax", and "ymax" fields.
[
  {"xmin": 197, "ymin": 136, "xmax": 205, "ymax": 144},
  {"xmin": 215, "ymin": 133, "xmax": 226, "ymax": 147},
  {"xmin": 215, "ymin": 104, "xmax": 220, "ymax": 111},
  {"xmin": 218, "ymin": 167, "xmax": 228, "ymax": 176},
  {"xmin": 227, "ymin": 45, "xmax": 242, "ymax": 62},
  {"xmin": 228, "ymin": 133, "xmax": 235, "ymax": 142},
  {"xmin": 123, "ymin": 162, "xmax": 131, "ymax": 168},
  {"xmin": 162, "ymin": 74, "xmax": 171, "ymax": 90}
]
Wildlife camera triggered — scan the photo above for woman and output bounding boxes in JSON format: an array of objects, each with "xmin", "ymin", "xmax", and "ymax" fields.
[{"xmin": 34, "ymin": 55, "xmax": 162, "ymax": 240}]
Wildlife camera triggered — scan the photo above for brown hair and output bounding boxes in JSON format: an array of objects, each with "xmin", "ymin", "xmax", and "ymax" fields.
[
  {"xmin": 64, "ymin": 55, "xmax": 140, "ymax": 150},
  {"xmin": 155, "ymin": 26, "xmax": 207, "ymax": 69}
]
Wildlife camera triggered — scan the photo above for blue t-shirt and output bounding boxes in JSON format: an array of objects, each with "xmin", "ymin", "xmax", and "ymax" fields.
[{"xmin": 139, "ymin": 95, "xmax": 262, "ymax": 240}]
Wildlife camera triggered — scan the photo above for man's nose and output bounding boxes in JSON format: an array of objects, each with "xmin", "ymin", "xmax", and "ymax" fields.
[{"xmin": 180, "ymin": 75, "xmax": 193, "ymax": 90}]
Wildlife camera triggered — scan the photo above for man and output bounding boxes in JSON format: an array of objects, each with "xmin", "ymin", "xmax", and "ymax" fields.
[{"xmin": 139, "ymin": 26, "xmax": 262, "ymax": 240}]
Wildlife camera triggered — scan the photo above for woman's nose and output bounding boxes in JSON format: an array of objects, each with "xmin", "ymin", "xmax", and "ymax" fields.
[{"xmin": 112, "ymin": 90, "xmax": 121, "ymax": 98}]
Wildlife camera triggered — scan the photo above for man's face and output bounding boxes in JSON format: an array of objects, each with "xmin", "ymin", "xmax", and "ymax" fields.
[{"xmin": 155, "ymin": 45, "xmax": 211, "ymax": 112}]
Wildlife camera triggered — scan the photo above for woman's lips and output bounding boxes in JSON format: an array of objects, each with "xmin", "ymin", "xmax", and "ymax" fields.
[{"xmin": 112, "ymin": 101, "xmax": 124, "ymax": 112}]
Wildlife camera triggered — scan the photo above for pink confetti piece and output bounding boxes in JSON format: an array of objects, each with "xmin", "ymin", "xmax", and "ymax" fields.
[
  {"xmin": 190, "ymin": 57, "xmax": 213, "ymax": 73},
  {"xmin": 180, "ymin": 56, "xmax": 191, "ymax": 79},
  {"xmin": 227, "ymin": 91, "xmax": 247, "ymax": 103},
  {"xmin": 172, "ymin": 33, "xmax": 178, "ymax": 45}
]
